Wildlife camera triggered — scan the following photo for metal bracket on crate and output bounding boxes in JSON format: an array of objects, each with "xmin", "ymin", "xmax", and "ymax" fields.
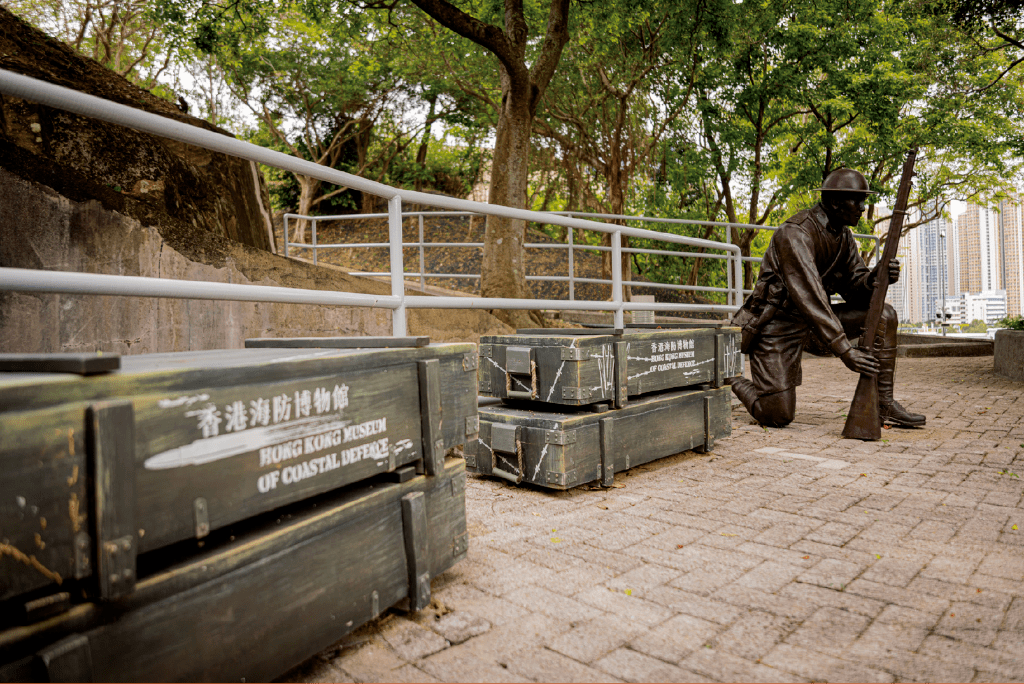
[
  {"xmin": 37, "ymin": 634, "xmax": 93, "ymax": 682},
  {"xmin": 713, "ymin": 333, "xmax": 726, "ymax": 388},
  {"xmin": 614, "ymin": 341, "xmax": 629, "ymax": 408},
  {"xmin": 418, "ymin": 359, "xmax": 444, "ymax": 476},
  {"xmin": 560, "ymin": 348, "xmax": 589, "ymax": 361},
  {"xmin": 600, "ymin": 417, "xmax": 615, "ymax": 487},
  {"xmin": 462, "ymin": 353, "xmax": 478, "ymax": 372},
  {"xmin": 696, "ymin": 396, "xmax": 715, "ymax": 453},
  {"xmin": 452, "ymin": 532, "xmax": 468, "ymax": 558},
  {"xmin": 88, "ymin": 400, "xmax": 137, "ymax": 600},
  {"xmin": 401, "ymin": 492, "xmax": 431, "ymax": 612},
  {"xmin": 544, "ymin": 430, "xmax": 576, "ymax": 446},
  {"xmin": 562, "ymin": 387, "xmax": 591, "ymax": 401},
  {"xmin": 194, "ymin": 498, "xmax": 210, "ymax": 539}
]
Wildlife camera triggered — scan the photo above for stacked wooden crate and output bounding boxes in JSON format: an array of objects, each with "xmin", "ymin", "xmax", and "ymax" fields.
[
  {"xmin": 0, "ymin": 339, "xmax": 477, "ymax": 682},
  {"xmin": 468, "ymin": 325, "xmax": 742, "ymax": 489}
]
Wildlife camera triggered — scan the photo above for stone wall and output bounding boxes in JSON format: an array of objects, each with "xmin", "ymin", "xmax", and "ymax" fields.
[
  {"xmin": 994, "ymin": 330, "xmax": 1024, "ymax": 381},
  {"xmin": 0, "ymin": 169, "xmax": 510, "ymax": 354}
]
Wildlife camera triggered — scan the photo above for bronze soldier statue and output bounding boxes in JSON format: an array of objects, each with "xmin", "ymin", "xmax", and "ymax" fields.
[{"xmin": 729, "ymin": 168, "xmax": 926, "ymax": 429}]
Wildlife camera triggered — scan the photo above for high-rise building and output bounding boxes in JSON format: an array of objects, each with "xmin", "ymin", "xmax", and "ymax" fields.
[
  {"xmin": 884, "ymin": 202, "xmax": 951, "ymax": 325},
  {"xmin": 956, "ymin": 199, "xmax": 1024, "ymax": 317},
  {"xmin": 916, "ymin": 204, "xmax": 953, "ymax": 325},
  {"xmin": 996, "ymin": 199, "xmax": 1024, "ymax": 316},
  {"xmin": 957, "ymin": 204, "xmax": 1001, "ymax": 294}
]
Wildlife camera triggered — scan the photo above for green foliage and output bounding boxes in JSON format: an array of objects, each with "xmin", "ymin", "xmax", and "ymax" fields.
[
  {"xmin": 996, "ymin": 315, "xmax": 1024, "ymax": 330},
  {"xmin": 964, "ymin": 319, "xmax": 989, "ymax": 333}
]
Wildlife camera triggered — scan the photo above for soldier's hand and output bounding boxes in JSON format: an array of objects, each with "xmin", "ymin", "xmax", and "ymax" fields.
[
  {"xmin": 840, "ymin": 348, "xmax": 879, "ymax": 376},
  {"xmin": 888, "ymin": 258, "xmax": 900, "ymax": 284}
]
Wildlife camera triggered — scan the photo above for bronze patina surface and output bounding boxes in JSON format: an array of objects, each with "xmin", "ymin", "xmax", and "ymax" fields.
[{"xmin": 730, "ymin": 168, "xmax": 925, "ymax": 430}]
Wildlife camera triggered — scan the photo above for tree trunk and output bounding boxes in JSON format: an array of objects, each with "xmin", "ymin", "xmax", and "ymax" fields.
[
  {"xmin": 482, "ymin": 73, "xmax": 536, "ymax": 328},
  {"xmin": 293, "ymin": 174, "xmax": 318, "ymax": 244},
  {"xmin": 408, "ymin": 0, "xmax": 571, "ymax": 329}
]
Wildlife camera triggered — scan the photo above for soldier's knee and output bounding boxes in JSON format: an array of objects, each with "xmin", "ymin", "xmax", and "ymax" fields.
[{"xmin": 752, "ymin": 389, "xmax": 796, "ymax": 428}]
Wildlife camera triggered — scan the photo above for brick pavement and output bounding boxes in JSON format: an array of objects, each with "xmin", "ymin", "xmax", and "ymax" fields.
[{"xmin": 284, "ymin": 356, "xmax": 1024, "ymax": 683}]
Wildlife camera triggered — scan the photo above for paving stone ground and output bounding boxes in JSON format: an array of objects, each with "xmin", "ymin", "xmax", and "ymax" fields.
[{"xmin": 283, "ymin": 355, "xmax": 1024, "ymax": 683}]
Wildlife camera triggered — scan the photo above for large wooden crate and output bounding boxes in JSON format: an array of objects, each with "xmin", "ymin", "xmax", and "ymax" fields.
[
  {"xmin": 478, "ymin": 327, "xmax": 741, "ymax": 408},
  {"xmin": 0, "ymin": 458, "xmax": 468, "ymax": 683},
  {"xmin": 0, "ymin": 343, "xmax": 477, "ymax": 604},
  {"xmin": 467, "ymin": 385, "xmax": 731, "ymax": 489}
]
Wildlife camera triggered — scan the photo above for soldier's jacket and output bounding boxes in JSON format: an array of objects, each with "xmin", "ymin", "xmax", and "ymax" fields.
[{"xmin": 732, "ymin": 204, "xmax": 877, "ymax": 357}]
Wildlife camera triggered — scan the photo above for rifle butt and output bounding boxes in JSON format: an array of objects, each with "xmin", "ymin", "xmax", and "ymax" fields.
[{"xmin": 842, "ymin": 374, "xmax": 881, "ymax": 441}]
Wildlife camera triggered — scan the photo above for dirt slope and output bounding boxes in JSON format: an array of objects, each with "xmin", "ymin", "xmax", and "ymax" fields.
[{"xmin": 278, "ymin": 213, "xmax": 727, "ymax": 316}]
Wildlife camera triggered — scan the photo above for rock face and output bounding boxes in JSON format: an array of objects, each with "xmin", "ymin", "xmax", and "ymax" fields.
[
  {"xmin": 0, "ymin": 168, "xmax": 510, "ymax": 354},
  {"xmin": 0, "ymin": 7, "xmax": 275, "ymax": 257}
]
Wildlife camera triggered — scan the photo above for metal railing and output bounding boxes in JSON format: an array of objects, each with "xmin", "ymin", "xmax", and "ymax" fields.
[
  {"xmin": 0, "ymin": 69, "xmax": 878, "ymax": 336},
  {"xmin": 283, "ymin": 210, "xmax": 756, "ymax": 300},
  {"xmin": 283, "ymin": 210, "xmax": 881, "ymax": 300},
  {"xmin": 0, "ymin": 69, "xmax": 747, "ymax": 335}
]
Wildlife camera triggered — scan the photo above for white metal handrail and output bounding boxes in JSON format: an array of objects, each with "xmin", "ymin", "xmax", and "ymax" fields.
[
  {"xmin": 285, "ymin": 210, "xmax": 881, "ymax": 300},
  {"xmin": 0, "ymin": 69, "xmax": 742, "ymax": 333}
]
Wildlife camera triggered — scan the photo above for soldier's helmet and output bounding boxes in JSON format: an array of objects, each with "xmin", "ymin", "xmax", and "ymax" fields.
[{"xmin": 813, "ymin": 168, "xmax": 875, "ymax": 195}]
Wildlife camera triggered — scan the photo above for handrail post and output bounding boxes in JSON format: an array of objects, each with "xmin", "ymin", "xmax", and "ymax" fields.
[
  {"xmin": 726, "ymin": 246, "xmax": 733, "ymax": 308},
  {"xmin": 612, "ymin": 230, "xmax": 624, "ymax": 328},
  {"xmin": 389, "ymin": 196, "xmax": 407, "ymax": 336},
  {"xmin": 283, "ymin": 215, "xmax": 289, "ymax": 258},
  {"xmin": 734, "ymin": 247, "xmax": 744, "ymax": 309},
  {"xmin": 568, "ymin": 226, "xmax": 575, "ymax": 301},
  {"xmin": 419, "ymin": 214, "xmax": 426, "ymax": 292},
  {"xmin": 312, "ymin": 218, "xmax": 318, "ymax": 266}
]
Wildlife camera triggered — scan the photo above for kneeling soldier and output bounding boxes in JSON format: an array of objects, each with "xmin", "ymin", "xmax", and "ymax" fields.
[{"xmin": 729, "ymin": 168, "xmax": 925, "ymax": 429}]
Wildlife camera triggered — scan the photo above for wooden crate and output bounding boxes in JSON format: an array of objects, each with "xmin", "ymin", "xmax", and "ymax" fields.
[
  {"xmin": 467, "ymin": 385, "xmax": 731, "ymax": 489},
  {"xmin": 0, "ymin": 459, "xmax": 467, "ymax": 683},
  {"xmin": 478, "ymin": 327, "xmax": 741, "ymax": 408},
  {"xmin": 0, "ymin": 344, "xmax": 477, "ymax": 603}
]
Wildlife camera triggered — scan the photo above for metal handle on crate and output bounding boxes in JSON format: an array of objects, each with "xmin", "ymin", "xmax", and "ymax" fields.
[
  {"xmin": 505, "ymin": 360, "xmax": 538, "ymax": 401},
  {"xmin": 490, "ymin": 423, "xmax": 525, "ymax": 484},
  {"xmin": 492, "ymin": 464, "xmax": 524, "ymax": 484}
]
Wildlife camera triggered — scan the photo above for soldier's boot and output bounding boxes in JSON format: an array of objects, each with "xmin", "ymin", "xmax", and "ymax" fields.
[
  {"xmin": 730, "ymin": 377, "xmax": 760, "ymax": 415},
  {"xmin": 731, "ymin": 379, "xmax": 795, "ymax": 428},
  {"xmin": 876, "ymin": 347, "xmax": 926, "ymax": 428}
]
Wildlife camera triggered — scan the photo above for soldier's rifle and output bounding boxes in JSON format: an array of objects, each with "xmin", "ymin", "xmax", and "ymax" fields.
[{"xmin": 842, "ymin": 148, "xmax": 918, "ymax": 441}]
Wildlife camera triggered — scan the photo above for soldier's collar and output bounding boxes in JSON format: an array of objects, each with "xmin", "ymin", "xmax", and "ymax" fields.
[{"xmin": 811, "ymin": 204, "xmax": 843, "ymax": 235}]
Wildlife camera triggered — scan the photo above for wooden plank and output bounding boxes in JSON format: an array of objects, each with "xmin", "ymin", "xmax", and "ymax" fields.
[
  {"xmin": 88, "ymin": 401, "xmax": 137, "ymax": 599},
  {"xmin": 0, "ymin": 344, "xmax": 475, "ymax": 413},
  {"xmin": 0, "ymin": 354, "xmax": 119, "ymax": 376},
  {"xmin": 0, "ymin": 460, "xmax": 468, "ymax": 682},
  {"xmin": 418, "ymin": 360, "xmax": 443, "ymax": 476},
  {"xmin": 479, "ymin": 329, "xmax": 741, "ymax": 408},
  {"xmin": 245, "ymin": 336, "xmax": 430, "ymax": 348},
  {"xmin": 0, "ymin": 345, "xmax": 476, "ymax": 601},
  {"xmin": 613, "ymin": 342, "xmax": 628, "ymax": 409},
  {"xmin": 401, "ymin": 492, "xmax": 431, "ymax": 612},
  {"xmin": 473, "ymin": 387, "xmax": 732, "ymax": 490},
  {"xmin": 131, "ymin": 363, "xmax": 424, "ymax": 553},
  {"xmin": 36, "ymin": 634, "xmax": 92, "ymax": 683},
  {"xmin": 0, "ymin": 404, "xmax": 89, "ymax": 602},
  {"xmin": 599, "ymin": 417, "xmax": 615, "ymax": 487}
]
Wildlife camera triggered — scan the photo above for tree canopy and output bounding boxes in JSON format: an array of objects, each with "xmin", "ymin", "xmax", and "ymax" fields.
[{"xmin": 6, "ymin": 0, "xmax": 1024, "ymax": 305}]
